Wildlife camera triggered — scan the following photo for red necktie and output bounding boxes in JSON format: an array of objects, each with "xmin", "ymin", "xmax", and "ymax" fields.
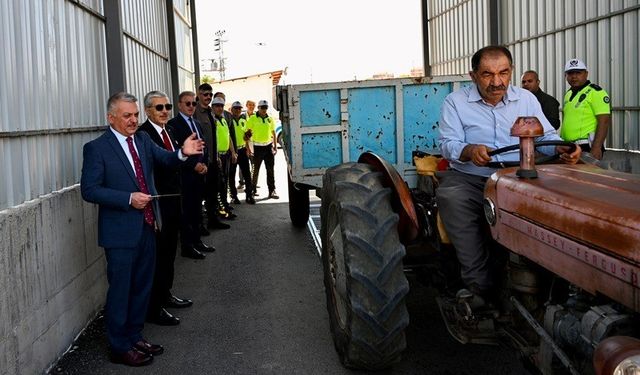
[
  {"xmin": 126, "ymin": 137, "xmax": 155, "ymax": 227},
  {"xmin": 161, "ymin": 129, "xmax": 174, "ymax": 151}
]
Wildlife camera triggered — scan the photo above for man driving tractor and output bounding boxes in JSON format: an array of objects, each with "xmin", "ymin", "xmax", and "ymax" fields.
[{"xmin": 436, "ymin": 45, "xmax": 582, "ymax": 307}]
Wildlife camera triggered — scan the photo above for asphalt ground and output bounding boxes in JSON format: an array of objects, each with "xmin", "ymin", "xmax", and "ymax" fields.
[{"xmin": 50, "ymin": 151, "xmax": 529, "ymax": 375}]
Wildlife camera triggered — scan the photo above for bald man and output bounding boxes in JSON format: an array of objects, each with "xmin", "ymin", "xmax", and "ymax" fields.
[{"xmin": 521, "ymin": 70, "xmax": 561, "ymax": 129}]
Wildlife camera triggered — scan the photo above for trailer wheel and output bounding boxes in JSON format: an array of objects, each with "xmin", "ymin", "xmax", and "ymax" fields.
[
  {"xmin": 321, "ymin": 163, "xmax": 410, "ymax": 370},
  {"xmin": 288, "ymin": 173, "xmax": 310, "ymax": 227}
]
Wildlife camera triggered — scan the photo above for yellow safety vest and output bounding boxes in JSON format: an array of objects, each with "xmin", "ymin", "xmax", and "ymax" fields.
[
  {"xmin": 561, "ymin": 83, "xmax": 610, "ymax": 142},
  {"xmin": 232, "ymin": 117, "xmax": 247, "ymax": 149},
  {"xmin": 246, "ymin": 114, "xmax": 275, "ymax": 146},
  {"xmin": 215, "ymin": 117, "xmax": 230, "ymax": 152}
]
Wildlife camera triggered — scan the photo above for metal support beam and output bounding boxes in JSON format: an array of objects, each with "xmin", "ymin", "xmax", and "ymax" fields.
[
  {"xmin": 190, "ymin": 0, "xmax": 201, "ymax": 86},
  {"xmin": 488, "ymin": 0, "xmax": 500, "ymax": 45},
  {"xmin": 165, "ymin": 0, "xmax": 180, "ymax": 102},
  {"xmin": 103, "ymin": 0, "xmax": 126, "ymax": 94},
  {"xmin": 421, "ymin": 0, "xmax": 431, "ymax": 77}
]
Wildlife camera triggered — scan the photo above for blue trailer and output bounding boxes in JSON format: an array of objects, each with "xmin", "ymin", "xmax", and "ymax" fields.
[
  {"xmin": 276, "ymin": 75, "xmax": 640, "ymax": 374},
  {"xmin": 275, "ymin": 75, "xmax": 468, "ymax": 227}
]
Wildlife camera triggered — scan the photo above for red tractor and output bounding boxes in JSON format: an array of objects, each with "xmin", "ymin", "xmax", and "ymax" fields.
[{"xmin": 320, "ymin": 118, "xmax": 640, "ymax": 374}]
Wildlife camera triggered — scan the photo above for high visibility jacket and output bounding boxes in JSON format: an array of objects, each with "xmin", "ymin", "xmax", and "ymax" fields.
[
  {"xmin": 561, "ymin": 82, "xmax": 610, "ymax": 142},
  {"xmin": 232, "ymin": 117, "xmax": 248, "ymax": 148},
  {"xmin": 215, "ymin": 117, "xmax": 230, "ymax": 152},
  {"xmin": 246, "ymin": 114, "xmax": 275, "ymax": 146}
]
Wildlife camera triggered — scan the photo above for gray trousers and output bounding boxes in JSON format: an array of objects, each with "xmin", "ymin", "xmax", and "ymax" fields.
[{"xmin": 435, "ymin": 170, "xmax": 493, "ymax": 291}]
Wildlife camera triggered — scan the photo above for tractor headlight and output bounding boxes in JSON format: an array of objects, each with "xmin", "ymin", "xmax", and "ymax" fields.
[
  {"xmin": 594, "ymin": 337, "xmax": 640, "ymax": 375},
  {"xmin": 483, "ymin": 198, "xmax": 496, "ymax": 226},
  {"xmin": 613, "ymin": 355, "xmax": 640, "ymax": 375}
]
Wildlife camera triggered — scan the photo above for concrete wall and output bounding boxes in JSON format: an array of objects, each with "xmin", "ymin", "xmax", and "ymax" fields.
[{"xmin": 0, "ymin": 185, "xmax": 106, "ymax": 375}]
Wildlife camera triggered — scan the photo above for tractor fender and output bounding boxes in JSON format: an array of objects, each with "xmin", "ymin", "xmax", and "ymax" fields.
[{"xmin": 357, "ymin": 152, "xmax": 420, "ymax": 244}]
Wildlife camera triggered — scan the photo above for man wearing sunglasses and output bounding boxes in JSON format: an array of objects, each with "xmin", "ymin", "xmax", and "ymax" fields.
[
  {"xmin": 137, "ymin": 91, "xmax": 192, "ymax": 327},
  {"xmin": 193, "ymin": 84, "xmax": 231, "ymax": 230},
  {"xmin": 168, "ymin": 91, "xmax": 215, "ymax": 260},
  {"xmin": 81, "ymin": 92, "xmax": 204, "ymax": 366}
]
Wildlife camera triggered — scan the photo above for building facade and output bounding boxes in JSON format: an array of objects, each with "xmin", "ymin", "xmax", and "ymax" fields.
[{"xmin": 0, "ymin": 1, "xmax": 199, "ymax": 373}]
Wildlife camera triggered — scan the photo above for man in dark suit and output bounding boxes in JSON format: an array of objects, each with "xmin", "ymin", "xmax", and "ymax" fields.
[
  {"xmin": 521, "ymin": 70, "xmax": 561, "ymax": 130},
  {"xmin": 138, "ymin": 91, "xmax": 193, "ymax": 327},
  {"xmin": 167, "ymin": 91, "xmax": 215, "ymax": 259},
  {"xmin": 81, "ymin": 92, "xmax": 203, "ymax": 366}
]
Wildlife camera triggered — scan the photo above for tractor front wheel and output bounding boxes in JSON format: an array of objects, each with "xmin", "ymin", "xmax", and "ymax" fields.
[{"xmin": 320, "ymin": 162, "xmax": 410, "ymax": 370}]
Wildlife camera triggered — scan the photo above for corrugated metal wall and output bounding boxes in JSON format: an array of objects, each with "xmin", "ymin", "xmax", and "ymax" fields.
[
  {"xmin": 0, "ymin": 0, "xmax": 198, "ymax": 211},
  {"xmin": 426, "ymin": 0, "xmax": 640, "ymax": 150},
  {"xmin": 122, "ymin": 0, "xmax": 171, "ymax": 107},
  {"xmin": 503, "ymin": 0, "xmax": 640, "ymax": 150},
  {"xmin": 174, "ymin": 0, "xmax": 195, "ymax": 91},
  {"xmin": 0, "ymin": 0, "xmax": 108, "ymax": 210},
  {"xmin": 428, "ymin": 0, "xmax": 492, "ymax": 75}
]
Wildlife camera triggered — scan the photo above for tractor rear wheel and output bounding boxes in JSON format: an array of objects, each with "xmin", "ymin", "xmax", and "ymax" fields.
[{"xmin": 320, "ymin": 162, "xmax": 410, "ymax": 370}]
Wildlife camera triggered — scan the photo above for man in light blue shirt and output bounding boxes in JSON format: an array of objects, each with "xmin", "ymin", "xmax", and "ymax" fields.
[{"xmin": 436, "ymin": 46, "xmax": 580, "ymax": 306}]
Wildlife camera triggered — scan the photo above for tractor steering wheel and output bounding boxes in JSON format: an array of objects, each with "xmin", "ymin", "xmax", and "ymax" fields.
[{"xmin": 485, "ymin": 140, "xmax": 577, "ymax": 168}]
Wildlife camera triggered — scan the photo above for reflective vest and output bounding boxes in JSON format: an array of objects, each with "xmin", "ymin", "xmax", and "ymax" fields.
[
  {"xmin": 246, "ymin": 114, "xmax": 275, "ymax": 146},
  {"xmin": 215, "ymin": 117, "xmax": 230, "ymax": 152},
  {"xmin": 561, "ymin": 83, "xmax": 610, "ymax": 142},
  {"xmin": 232, "ymin": 117, "xmax": 247, "ymax": 148}
]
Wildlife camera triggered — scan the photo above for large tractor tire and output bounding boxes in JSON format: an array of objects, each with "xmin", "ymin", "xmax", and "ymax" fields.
[
  {"xmin": 320, "ymin": 162, "xmax": 410, "ymax": 370},
  {"xmin": 288, "ymin": 173, "xmax": 310, "ymax": 228}
]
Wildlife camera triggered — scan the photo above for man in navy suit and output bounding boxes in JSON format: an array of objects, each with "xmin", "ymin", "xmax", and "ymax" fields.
[
  {"xmin": 167, "ymin": 91, "xmax": 215, "ymax": 259},
  {"xmin": 138, "ymin": 91, "xmax": 193, "ymax": 327},
  {"xmin": 81, "ymin": 92, "xmax": 203, "ymax": 366}
]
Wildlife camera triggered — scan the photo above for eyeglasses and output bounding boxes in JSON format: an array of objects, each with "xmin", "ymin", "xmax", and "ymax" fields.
[
  {"xmin": 202, "ymin": 92, "xmax": 213, "ymax": 97},
  {"xmin": 183, "ymin": 101, "xmax": 197, "ymax": 107},
  {"xmin": 154, "ymin": 104, "xmax": 173, "ymax": 111},
  {"xmin": 259, "ymin": 106, "xmax": 268, "ymax": 109}
]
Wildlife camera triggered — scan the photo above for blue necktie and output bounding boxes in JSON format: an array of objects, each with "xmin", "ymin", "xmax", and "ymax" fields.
[{"xmin": 188, "ymin": 117, "xmax": 200, "ymax": 139}]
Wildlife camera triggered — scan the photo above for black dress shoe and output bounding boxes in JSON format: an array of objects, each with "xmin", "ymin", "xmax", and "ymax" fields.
[
  {"xmin": 231, "ymin": 196, "xmax": 241, "ymax": 204},
  {"xmin": 246, "ymin": 196, "xmax": 256, "ymax": 204},
  {"xmin": 181, "ymin": 246, "xmax": 206, "ymax": 259},
  {"xmin": 199, "ymin": 225, "xmax": 210, "ymax": 236},
  {"xmin": 208, "ymin": 220, "xmax": 231, "ymax": 230},
  {"xmin": 195, "ymin": 242, "xmax": 216, "ymax": 253},
  {"xmin": 165, "ymin": 294, "xmax": 193, "ymax": 308},
  {"xmin": 134, "ymin": 339, "xmax": 164, "ymax": 356},
  {"xmin": 147, "ymin": 308, "xmax": 180, "ymax": 326},
  {"xmin": 110, "ymin": 349, "xmax": 153, "ymax": 367}
]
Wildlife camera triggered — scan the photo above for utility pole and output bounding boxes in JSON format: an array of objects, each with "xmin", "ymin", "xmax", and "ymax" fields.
[{"xmin": 214, "ymin": 30, "xmax": 227, "ymax": 81}]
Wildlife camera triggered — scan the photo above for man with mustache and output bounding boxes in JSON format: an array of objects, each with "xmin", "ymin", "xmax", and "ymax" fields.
[{"xmin": 436, "ymin": 46, "xmax": 581, "ymax": 308}]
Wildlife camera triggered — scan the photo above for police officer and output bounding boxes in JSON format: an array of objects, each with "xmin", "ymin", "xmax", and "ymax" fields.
[
  {"xmin": 212, "ymin": 96, "xmax": 237, "ymax": 218},
  {"xmin": 247, "ymin": 100, "xmax": 279, "ymax": 199},
  {"xmin": 561, "ymin": 58, "xmax": 611, "ymax": 160},
  {"xmin": 229, "ymin": 101, "xmax": 256, "ymax": 204}
]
